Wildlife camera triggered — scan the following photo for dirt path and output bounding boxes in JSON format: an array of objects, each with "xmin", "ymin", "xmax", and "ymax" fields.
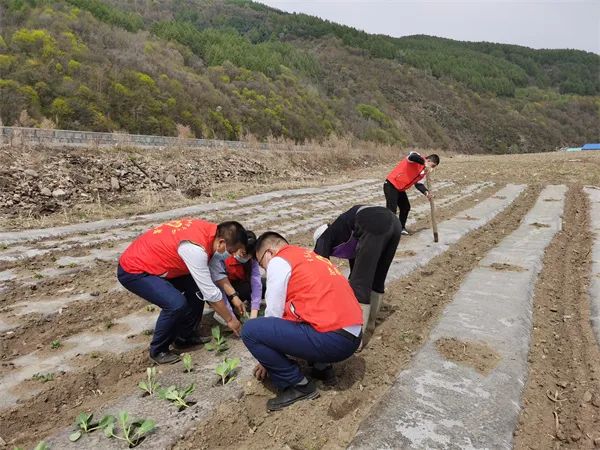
[
  {"xmin": 174, "ymin": 186, "xmax": 541, "ymax": 450},
  {"xmin": 514, "ymin": 186, "xmax": 600, "ymax": 449}
]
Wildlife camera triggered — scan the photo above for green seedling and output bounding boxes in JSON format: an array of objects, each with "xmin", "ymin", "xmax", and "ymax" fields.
[
  {"xmin": 145, "ymin": 305, "xmax": 156, "ymax": 312},
  {"xmin": 32, "ymin": 372, "xmax": 54, "ymax": 383},
  {"xmin": 158, "ymin": 384, "xmax": 195, "ymax": 410},
  {"xmin": 215, "ymin": 357, "xmax": 240, "ymax": 386},
  {"xmin": 142, "ymin": 329, "xmax": 153, "ymax": 336},
  {"xmin": 138, "ymin": 367, "xmax": 160, "ymax": 396},
  {"xmin": 105, "ymin": 320, "xmax": 115, "ymax": 330},
  {"xmin": 182, "ymin": 353, "xmax": 193, "ymax": 373},
  {"xmin": 33, "ymin": 273, "xmax": 44, "ymax": 279},
  {"xmin": 204, "ymin": 326, "xmax": 229, "ymax": 352},
  {"xmin": 51, "ymin": 340, "xmax": 61, "ymax": 349},
  {"xmin": 240, "ymin": 311, "xmax": 250, "ymax": 324},
  {"xmin": 69, "ymin": 412, "xmax": 115, "ymax": 442},
  {"xmin": 104, "ymin": 411, "xmax": 155, "ymax": 448}
]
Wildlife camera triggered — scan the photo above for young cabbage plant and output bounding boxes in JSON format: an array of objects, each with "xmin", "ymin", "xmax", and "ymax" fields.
[
  {"xmin": 215, "ymin": 357, "xmax": 240, "ymax": 386},
  {"xmin": 204, "ymin": 326, "xmax": 229, "ymax": 352},
  {"xmin": 103, "ymin": 411, "xmax": 155, "ymax": 448},
  {"xmin": 158, "ymin": 384, "xmax": 195, "ymax": 410},
  {"xmin": 182, "ymin": 353, "xmax": 193, "ymax": 373},
  {"xmin": 69, "ymin": 412, "xmax": 115, "ymax": 442},
  {"xmin": 50, "ymin": 340, "xmax": 61, "ymax": 349},
  {"xmin": 240, "ymin": 311, "xmax": 251, "ymax": 324},
  {"xmin": 32, "ymin": 372, "xmax": 54, "ymax": 383},
  {"xmin": 138, "ymin": 367, "xmax": 160, "ymax": 396}
]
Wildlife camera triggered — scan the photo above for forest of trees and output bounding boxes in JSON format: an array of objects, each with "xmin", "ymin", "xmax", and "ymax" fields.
[{"xmin": 0, "ymin": 0, "xmax": 598, "ymax": 152}]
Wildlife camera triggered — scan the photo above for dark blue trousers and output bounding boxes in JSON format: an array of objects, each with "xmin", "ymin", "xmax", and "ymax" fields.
[
  {"xmin": 241, "ymin": 317, "xmax": 359, "ymax": 389},
  {"xmin": 117, "ymin": 265, "xmax": 204, "ymax": 356}
]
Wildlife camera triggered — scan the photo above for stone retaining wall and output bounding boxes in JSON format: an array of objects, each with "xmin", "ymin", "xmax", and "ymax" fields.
[{"xmin": 0, "ymin": 126, "xmax": 307, "ymax": 152}]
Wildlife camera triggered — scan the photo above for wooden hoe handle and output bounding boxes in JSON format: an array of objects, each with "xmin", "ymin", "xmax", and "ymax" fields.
[{"xmin": 426, "ymin": 174, "xmax": 439, "ymax": 243}]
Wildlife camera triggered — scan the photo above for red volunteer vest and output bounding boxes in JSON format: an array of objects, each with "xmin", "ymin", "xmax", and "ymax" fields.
[
  {"xmin": 119, "ymin": 218, "xmax": 217, "ymax": 279},
  {"xmin": 276, "ymin": 245, "xmax": 363, "ymax": 332},
  {"xmin": 225, "ymin": 256, "xmax": 248, "ymax": 281},
  {"xmin": 386, "ymin": 154, "xmax": 426, "ymax": 191}
]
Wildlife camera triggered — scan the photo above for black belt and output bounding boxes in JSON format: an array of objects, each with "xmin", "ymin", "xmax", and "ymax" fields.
[{"xmin": 332, "ymin": 328, "xmax": 362, "ymax": 342}]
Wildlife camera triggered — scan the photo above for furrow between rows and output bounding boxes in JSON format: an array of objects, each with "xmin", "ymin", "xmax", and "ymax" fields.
[{"xmin": 350, "ymin": 185, "xmax": 566, "ymax": 449}]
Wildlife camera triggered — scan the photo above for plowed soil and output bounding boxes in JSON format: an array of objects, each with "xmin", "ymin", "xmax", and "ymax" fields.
[
  {"xmin": 514, "ymin": 186, "xmax": 600, "ymax": 450},
  {"xmin": 0, "ymin": 149, "xmax": 599, "ymax": 449}
]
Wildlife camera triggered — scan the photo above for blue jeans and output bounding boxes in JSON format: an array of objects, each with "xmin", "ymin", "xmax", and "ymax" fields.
[
  {"xmin": 241, "ymin": 317, "xmax": 360, "ymax": 389},
  {"xmin": 117, "ymin": 265, "xmax": 204, "ymax": 356}
]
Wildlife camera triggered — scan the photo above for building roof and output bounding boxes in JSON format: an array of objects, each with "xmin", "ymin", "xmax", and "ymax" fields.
[{"xmin": 582, "ymin": 143, "xmax": 600, "ymax": 150}]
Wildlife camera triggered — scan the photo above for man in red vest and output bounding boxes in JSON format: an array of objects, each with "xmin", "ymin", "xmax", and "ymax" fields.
[
  {"xmin": 384, "ymin": 152, "xmax": 440, "ymax": 234},
  {"xmin": 118, "ymin": 219, "xmax": 247, "ymax": 364},
  {"xmin": 241, "ymin": 232, "xmax": 363, "ymax": 411}
]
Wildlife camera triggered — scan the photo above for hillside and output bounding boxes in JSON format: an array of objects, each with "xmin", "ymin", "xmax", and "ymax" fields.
[{"xmin": 0, "ymin": 0, "xmax": 598, "ymax": 153}]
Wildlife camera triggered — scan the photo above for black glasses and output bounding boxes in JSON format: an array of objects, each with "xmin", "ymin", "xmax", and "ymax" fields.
[{"xmin": 258, "ymin": 249, "xmax": 271, "ymax": 267}]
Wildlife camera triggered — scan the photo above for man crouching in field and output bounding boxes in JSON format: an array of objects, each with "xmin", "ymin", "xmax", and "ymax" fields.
[
  {"xmin": 241, "ymin": 232, "xmax": 363, "ymax": 411},
  {"xmin": 117, "ymin": 219, "xmax": 247, "ymax": 364}
]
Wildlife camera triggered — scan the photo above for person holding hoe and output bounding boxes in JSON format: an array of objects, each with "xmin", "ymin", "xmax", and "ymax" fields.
[
  {"xmin": 117, "ymin": 219, "xmax": 248, "ymax": 364},
  {"xmin": 384, "ymin": 151, "xmax": 440, "ymax": 235}
]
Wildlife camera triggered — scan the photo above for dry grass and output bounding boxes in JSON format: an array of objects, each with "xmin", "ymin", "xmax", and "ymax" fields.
[{"xmin": 2, "ymin": 138, "xmax": 407, "ymax": 229}]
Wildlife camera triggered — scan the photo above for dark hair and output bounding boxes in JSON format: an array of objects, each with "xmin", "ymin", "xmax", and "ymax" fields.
[
  {"xmin": 216, "ymin": 221, "xmax": 247, "ymax": 247},
  {"xmin": 255, "ymin": 231, "xmax": 288, "ymax": 255},
  {"xmin": 245, "ymin": 230, "xmax": 257, "ymax": 256},
  {"xmin": 426, "ymin": 154, "xmax": 440, "ymax": 165}
]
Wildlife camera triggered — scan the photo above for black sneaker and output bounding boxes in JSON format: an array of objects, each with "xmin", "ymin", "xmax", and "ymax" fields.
[
  {"xmin": 173, "ymin": 335, "xmax": 212, "ymax": 350},
  {"xmin": 266, "ymin": 380, "xmax": 320, "ymax": 411},
  {"xmin": 150, "ymin": 350, "xmax": 181, "ymax": 365},
  {"xmin": 310, "ymin": 365, "xmax": 337, "ymax": 386}
]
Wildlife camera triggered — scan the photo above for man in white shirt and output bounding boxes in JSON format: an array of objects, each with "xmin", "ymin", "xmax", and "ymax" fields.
[
  {"xmin": 118, "ymin": 219, "xmax": 247, "ymax": 364},
  {"xmin": 241, "ymin": 232, "xmax": 363, "ymax": 411}
]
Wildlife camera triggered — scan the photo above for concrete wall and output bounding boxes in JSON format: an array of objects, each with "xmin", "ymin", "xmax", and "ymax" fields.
[{"xmin": 0, "ymin": 126, "xmax": 309, "ymax": 152}]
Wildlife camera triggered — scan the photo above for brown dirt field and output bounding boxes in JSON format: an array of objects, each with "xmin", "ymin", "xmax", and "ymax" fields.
[
  {"xmin": 3, "ymin": 148, "xmax": 599, "ymax": 231},
  {"xmin": 0, "ymin": 180, "xmax": 487, "ymax": 364},
  {"xmin": 435, "ymin": 337, "xmax": 502, "ymax": 375},
  {"xmin": 1, "ymin": 150, "xmax": 599, "ymax": 449},
  {"xmin": 0, "ymin": 348, "xmax": 151, "ymax": 445},
  {"xmin": 514, "ymin": 186, "xmax": 600, "ymax": 450},
  {"xmin": 0, "ymin": 288, "xmax": 146, "ymax": 361},
  {"xmin": 174, "ymin": 186, "xmax": 540, "ymax": 450},
  {"xmin": 0, "ymin": 179, "xmax": 491, "ymax": 449},
  {"xmin": 488, "ymin": 262, "xmax": 527, "ymax": 272}
]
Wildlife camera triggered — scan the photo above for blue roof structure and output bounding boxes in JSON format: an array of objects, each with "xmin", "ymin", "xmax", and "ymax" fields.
[{"xmin": 582, "ymin": 143, "xmax": 600, "ymax": 150}]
